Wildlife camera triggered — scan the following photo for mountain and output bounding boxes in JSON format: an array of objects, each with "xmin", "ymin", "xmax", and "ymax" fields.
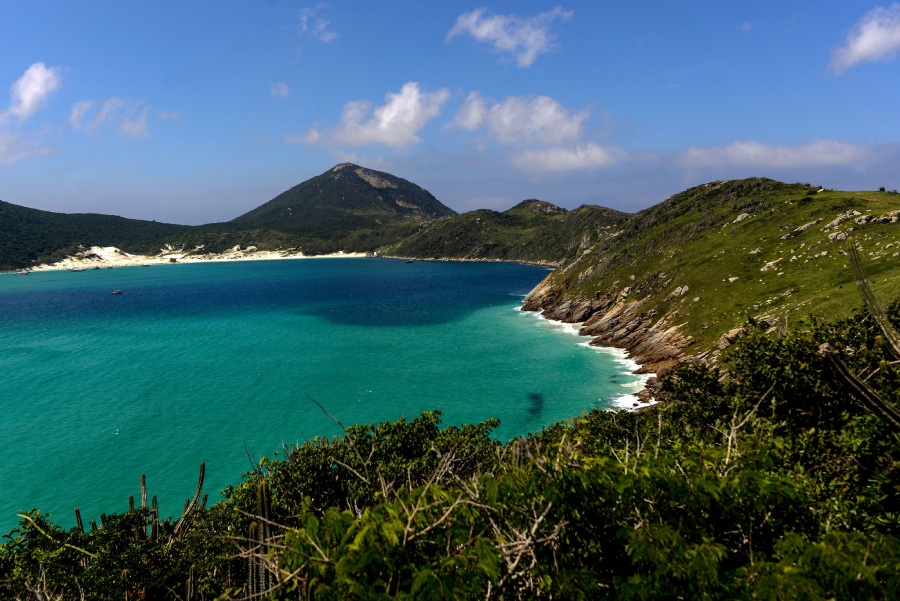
[
  {"xmin": 521, "ymin": 178, "xmax": 900, "ymax": 374},
  {"xmin": 228, "ymin": 163, "xmax": 456, "ymax": 250},
  {"xmin": 0, "ymin": 164, "xmax": 456, "ymax": 270},
  {"xmin": 380, "ymin": 199, "xmax": 630, "ymax": 266}
]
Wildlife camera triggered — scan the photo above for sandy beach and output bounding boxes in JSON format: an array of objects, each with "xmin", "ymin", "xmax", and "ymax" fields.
[{"xmin": 26, "ymin": 246, "xmax": 369, "ymax": 272}]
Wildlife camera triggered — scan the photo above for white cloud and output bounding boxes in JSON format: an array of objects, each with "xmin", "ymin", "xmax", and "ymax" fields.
[
  {"xmin": 455, "ymin": 92, "xmax": 589, "ymax": 145},
  {"xmin": 0, "ymin": 63, "xmax": 63, "ymax": 164},
  {"xmin": 830, "ymin": 3, "xmax": 900, "ymax": 73},
  {"xmin": 70, "ymin": 97, "xmax": 152, "ymax": 137},
  {"xmin": 446, "ymin": 7, "xmax": 573, "ymax": 67},
  {"xmin": 681, "ymin": 139, "xmax": 873, "ymax": 168},
  {"xmin": 739, "ymin": 21, "xmax": 756, "ymax": 32},
  {"xmin": 291, "ymin": 82, "xmax": 450, "ymax": 148},
  {"xmin": 1, "ymin": 62, "xmax": 63, "ymax": 124},
  {"xmin": 509, "ymin": 143, "xmax": 623, "ymax": 172},
  {"xmin": 299, "ymin": 5, "xmax": 337, "ymax": 43},
  {"xmin": 2, "ymin": 63, "xmax": 63, "ymax": 122},
  {"xmin": 270, "ymin": 82, "xmax": 291, "ymax": 97}
]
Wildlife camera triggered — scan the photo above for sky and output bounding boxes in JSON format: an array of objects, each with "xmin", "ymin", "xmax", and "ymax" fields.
[{"xmin": 1, "ymin": 0, "xmax": 899, "ymax": 224}]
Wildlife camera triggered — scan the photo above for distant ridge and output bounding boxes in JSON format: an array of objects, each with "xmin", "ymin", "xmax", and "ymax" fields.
[
  {"xmin": 381, "ymin": 200, "xmax": 630, "ymax": 266},
  {"xmin": 0, "ymin": 164, "xmax": 456, "ymax": 270}
]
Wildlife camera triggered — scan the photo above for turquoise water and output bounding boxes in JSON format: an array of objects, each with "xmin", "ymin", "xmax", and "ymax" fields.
[{"xmin": 0, "ymin": 259, "xmax": 644, "ymax": 533}]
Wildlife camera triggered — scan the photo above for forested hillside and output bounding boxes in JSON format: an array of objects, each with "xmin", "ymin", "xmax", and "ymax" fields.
[{"xmin": 381, "ymin": 199, "xmax": 630, "ymax": 266}]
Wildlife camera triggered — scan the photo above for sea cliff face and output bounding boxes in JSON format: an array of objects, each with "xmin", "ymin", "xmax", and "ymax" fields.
[{"xmin": 522, "ymin": 274, "xmax": 691, "ymax": 385}]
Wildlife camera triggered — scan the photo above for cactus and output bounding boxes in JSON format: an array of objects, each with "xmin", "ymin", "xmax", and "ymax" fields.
[
  {"xmin": 100, "ymin": 513, "xmax": 107, "ymax": 526},
  {"xmin": 140, "ymin": 473, "xmax": 147, "ymax": 508},
  {"xmin": 74, "ymin": 508, "xmax": 84, "ymax": 534},
  {"xmin": 249, "ymin": 480, "xmax": 273, "ymax": 596},
  {"xmin": 185, "ymin": 564, "xmax": 197, "ymax": 601},
  {"xmin": 201, "ymin": 493, "xmax": 208, "ymax": 509},
  {"xmin": 151, "ymin": 495, "xmax": 159, "ymax": 540},
  {"xmin": 90, "ymin": 519, "xmax": 98, "ymax": 532},
  {"xmin": 129, "ymin": 494, "xmax": 134, "ymax": 512}
]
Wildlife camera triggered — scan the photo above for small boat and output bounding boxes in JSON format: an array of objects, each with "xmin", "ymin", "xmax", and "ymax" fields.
[
  {"xmin": 406, "ymin": 260, "xmax": 415, "ymax": 264},
  {"xmin": 15, "ymin": 270, "xmax": 29, "ymax": 275},
  {"xmin": 106, "ymin": 266, "xmax": 113, "ymax": 269},
  {"xmin": 70, "ymin": 267, "xmax": 86, "ymax": 272},
  {"xmin": 92, "ymin": 266, "xmax": 101, "ymax": 270},
  {"xmin": 111, "ymin": 290, "xmax": 122, "ymax": 295}
]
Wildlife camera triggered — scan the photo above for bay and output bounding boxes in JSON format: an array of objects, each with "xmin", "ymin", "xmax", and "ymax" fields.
[{"xmin": 0, "ymin": 259, "xmax": 644, "ymax": 533}]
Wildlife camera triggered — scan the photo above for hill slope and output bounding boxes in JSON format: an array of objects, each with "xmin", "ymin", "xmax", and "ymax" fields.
[
  {"xmin": 381, "ymin": 199, "xmax": 630, "ymax": 266},
  {"xmin": 229, "ymin": 163, "xmax": 456, "ymax": 250},
  {"xmin": 522, "ymin": 178, "xmax": 900, "ymax": 373}
]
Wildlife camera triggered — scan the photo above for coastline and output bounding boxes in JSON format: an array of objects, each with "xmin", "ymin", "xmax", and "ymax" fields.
[
  {"xmin": 18, "ymin": 246, "xmax": 369, "ymax": 272},
  {"xmin": 379, "ymin": 254, "xmax": 558, "ymax": 269},
  {"xmin": 517, "ymin": 305, "xmax": 659, "ymax": 411}
]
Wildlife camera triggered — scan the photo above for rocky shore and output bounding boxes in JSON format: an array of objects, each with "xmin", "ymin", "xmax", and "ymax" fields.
[{"xmin": 521, "ymin": 274, "xmax": 693, "ymax": 408}]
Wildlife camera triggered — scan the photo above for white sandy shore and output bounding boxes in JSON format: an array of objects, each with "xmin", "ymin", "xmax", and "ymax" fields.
[{"xmin": 26, "ymin": 246, "xmax": 368, "ymax": 272}]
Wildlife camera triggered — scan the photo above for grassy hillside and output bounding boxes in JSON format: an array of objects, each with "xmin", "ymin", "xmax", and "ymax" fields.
[
  {"xmin": 537, "ymin": 177, "xmax": 900, "ymax": 353},
  {"xmin": 380, "ymin": 199, "xmax": 631, "ymax": 265}
]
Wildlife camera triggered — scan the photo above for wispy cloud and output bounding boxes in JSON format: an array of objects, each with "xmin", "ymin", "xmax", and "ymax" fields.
[
  {"xmin": 270, "ymin": 82, "xmax": 291, "ymax": 97},
  {"xmin": 453, "ymin": 92, "xmax": 589, "ymax": 145},
  {"xmin": 288, "ymin": 82, "xmax": 450, "ymax": 148},
  {"xmin": 70, "ymin": 97, "xmax": 152, "ymax": 137},
  {"xmin": 830, "ymin": 3, "xmax": 900, "ymax": 73},
  {"xmin": 157, "ymin": 111, "xmax": 182, "ymax": 122},
  {"xmin": 0, "ymin": 62, "xmax": 63, "ymax": 164},
  {"xmin": 739, "ymin": 21, "xmax": 756, "ymax": 33},
  {"xmin": 680, "ymin": 139, "xmax": 873, "ymax": 168},
  {"xmin": 509, "ymin": 143, "xmax": 624, "ymax": 172},
  {"xmin": 299, "ymin": 4, "xmax": 337, "ymax": 43},
  {"xmin": 446, "ymin": 7, "xmax": 573, "ymax": 67}
]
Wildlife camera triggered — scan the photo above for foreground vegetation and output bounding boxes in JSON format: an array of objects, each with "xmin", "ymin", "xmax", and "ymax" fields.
[{"xmin": 3, "ymin": 244, "xmax": 900, "ymax": 599}]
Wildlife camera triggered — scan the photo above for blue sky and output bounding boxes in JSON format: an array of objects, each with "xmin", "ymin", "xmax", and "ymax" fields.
[{"xmin": 1, "ymin": 0, "xmax": 899, "ymax": 223}]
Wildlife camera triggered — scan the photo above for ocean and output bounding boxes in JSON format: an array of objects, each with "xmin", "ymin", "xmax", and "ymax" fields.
[{"xmin": 0, "ymin": 258, "xmax": 645, "ymax": 533}]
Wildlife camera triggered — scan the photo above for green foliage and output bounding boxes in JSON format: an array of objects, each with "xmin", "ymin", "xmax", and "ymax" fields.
[{"xmin": 382, "ymin": 202, "xmax": 630, "ymax": 265}]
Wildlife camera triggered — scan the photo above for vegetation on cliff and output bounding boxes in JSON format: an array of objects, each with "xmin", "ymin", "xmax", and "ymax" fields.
[
  {"xmin": 3, "ymin": 274, "xmax": 900, "ymax": 598},
  {"xmin": 523, "ymin": 179, "xmax": 900, "ymax": 369}
]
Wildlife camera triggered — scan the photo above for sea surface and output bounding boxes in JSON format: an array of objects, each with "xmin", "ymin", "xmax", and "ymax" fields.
[{"xmin": 0, "ymin": 259, "xmax": 645, "ymax": 533}]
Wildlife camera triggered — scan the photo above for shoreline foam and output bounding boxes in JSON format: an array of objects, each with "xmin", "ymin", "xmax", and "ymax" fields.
[{"xmin": 516, "ymin": 305, "xmax": 656, "ymax": 412}]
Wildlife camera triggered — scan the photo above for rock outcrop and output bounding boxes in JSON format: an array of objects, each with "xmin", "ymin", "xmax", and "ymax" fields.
[{"xmin": 522, "ymin": 281, "xmax": 692, "ymax": 376}]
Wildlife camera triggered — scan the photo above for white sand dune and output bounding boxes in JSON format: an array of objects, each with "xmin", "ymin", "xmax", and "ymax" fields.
[{"xmin": 29, "ymin": 246, "xmax": 368, "ymax": 271}]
